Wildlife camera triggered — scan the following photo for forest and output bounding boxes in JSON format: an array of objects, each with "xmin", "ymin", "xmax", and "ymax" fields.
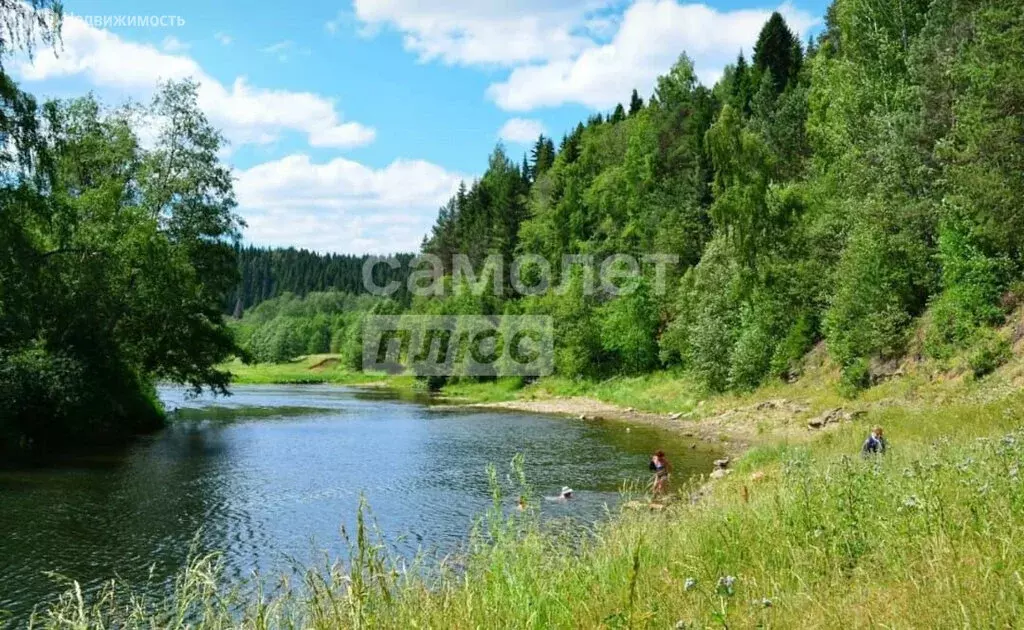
[
  {"xmin": 226, "ymin": 246, "xmax": 415, "ymax": 315},
  {"xmin": 236, "ymin": 0, "xmax": 1024, "ymax": 398},
  {"xmin": 4, "ymin": 0, "xmax": 1024, "ymax": 448}
]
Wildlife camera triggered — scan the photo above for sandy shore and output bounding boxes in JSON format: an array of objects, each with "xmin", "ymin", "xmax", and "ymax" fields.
[
  {"xmin": 457, "ymin": 397, "xmax": 746, "ymax": 453},
  {"xmin": 454, "ymin": 394, "xmax": 861, "ymax": 457}
]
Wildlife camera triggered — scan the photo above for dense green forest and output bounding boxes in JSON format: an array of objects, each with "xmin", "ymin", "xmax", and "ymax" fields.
[
  {"xmin": 231, "ymin": 291, "xmax": 401, "ymax": 364},
  {"xmin": 414, "ymin": 0, "xmax": 1024, "ymax": 392},
  {"xmin": 239, "ymin": 0, "xmax": 1024, "ymax": 393},
  {"xmin": 226, "ymin": 247, "xmax": 414, "ymax": 315},
  {"xmin": 0, "ymin": 3, "xmax": 243, "ymax": 450}
]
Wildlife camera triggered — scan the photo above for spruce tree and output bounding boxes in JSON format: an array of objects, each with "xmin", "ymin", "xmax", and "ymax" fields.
[
  {"xmin": 610, "ymin": 103, "xmax": 626, "ymax": 123},
  {"xmin": 732, "ymin": 52, "xmax": 753, "ymax": 114},
  {"xmin": 531, "ymin": 135, "xmax": 555, "ymax": 178},
  {"xmin": 628, "ymin": 88, "xmax": 644, "ymax": 115},
  {"xmin": 753, "ymin": 12, "xmax": 800, "ymax": 93}
]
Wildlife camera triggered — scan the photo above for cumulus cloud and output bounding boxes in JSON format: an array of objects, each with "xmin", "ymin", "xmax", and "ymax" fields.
[
  {"xmin": 214, "ymin": 32, "xmax": 233, "ymax": 46},
  {"xmin": 488, "ymin": 1, "xmax": 817, "ymax": 111},
  {"xmin": 353, "ymin": 0, "xmax": 817, "ymax": 111},
  {"xmin": 499, "ymin": 118, "xmax": 547, "ymax": 144},
  {"xmin": 235, "ymin": 154, "xmax": 467, "ymax": 253},
  {"xmin": 16, "ymin": 14, "xmax": 375, "ymax": 149},
  {"xmin": 353, "ymin": 0, "xmax": 616, "ymax": 66}
]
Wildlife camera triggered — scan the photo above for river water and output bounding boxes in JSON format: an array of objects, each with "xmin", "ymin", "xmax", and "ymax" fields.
[{"xmin": 0, "ymin": 385, "xmax": 717, "ymax": 623}]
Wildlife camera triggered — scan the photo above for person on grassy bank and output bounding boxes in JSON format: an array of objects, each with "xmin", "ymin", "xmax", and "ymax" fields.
[{"xmin": 861, "ymin": 426, "xmax": 888, "ymax": 457}]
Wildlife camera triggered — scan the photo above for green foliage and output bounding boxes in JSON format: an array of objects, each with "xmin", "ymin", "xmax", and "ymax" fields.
[
  {"xmin": 415, "ymin": 0, "xmax": 1024, "ymax": 396},
  {"xmin": 838, "ymin": 357, "xmax": 871, "ymax": 397},
  {"xmin": 823, "ymin": 213, "xmax": 934, "ymax": 374},
  {"xmin": 966, "ymin": 329, "xmax": 1010, "ymax": 379},
  {"xmin": 1, "ymin": 67, "xmax": 242, "ymax": 450},
  {"xmin": 228, "ymin": 247, "xmax": 415, "ymax": 313},
  {"xmin": 233, "ymin": 291, "xmax": 386, "ymax": 364},
  {"xmin": 752, "ymin": 11, "xmax": 802, "ymax": 93},
  {"xmin": 598, "ymin": 280, "xmax": 660, "ymax": 374},
  {"xmin": 525, "ymin": 270, "xmax": 604, "ymax": 378},
  {"xmin": 925, "ymin": 219, "xmax": 1011, "ymax": 356},
  {"xmin": 661, "ymin": 238, "xmax": 744, "ymax": 391},
  {"xmin": 627, "ymin": 89, "xmax": 643, "ymax": 115}
]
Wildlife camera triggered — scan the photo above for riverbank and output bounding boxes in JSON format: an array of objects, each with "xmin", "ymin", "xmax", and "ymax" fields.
[
  {"xmin": 96, "ymin": 349, "xmax": 1021, "ymax": 627},
  {"xmin": 223, "ymin": 345, "xmax": 999, "ymax": 455},
  {"xmin": 34, "ymin": 354, "xmax": 1024, "ymax": 627}
]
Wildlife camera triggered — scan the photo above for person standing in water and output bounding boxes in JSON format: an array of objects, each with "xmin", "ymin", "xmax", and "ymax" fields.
[{"xmin": 649, "ymin": 450, "xmax": 670, "ymax": 495}]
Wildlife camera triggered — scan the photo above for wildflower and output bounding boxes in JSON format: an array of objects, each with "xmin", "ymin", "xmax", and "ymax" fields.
[
  {"xmin": 674, "ymin": 621, "xmax": 688, "ymax": 630},
  {"xmin": 683, "ymin": 577, "xmax": 697, "ymax": 591},
  {"xmin": 1009, "ymin": 465, "xmax": 1019, "ymax": 479},
  {"xmin": 957, "ymin": 457, "xmax": 975, "ymax": 473},
  {"xmin": 717, "ymin": 575, "xmax": 736, "ymax": 596},
  {"xmin": 757, "ymin": 597, "xmax": 773, "ymax": 608},
  {"xmin": 902, "ymin": 495, "xmax": 919, "ymax": 510}
]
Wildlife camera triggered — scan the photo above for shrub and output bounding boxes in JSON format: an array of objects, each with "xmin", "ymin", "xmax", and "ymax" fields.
[
  {"xmin": 967, "ymin": 331, "xmax": 1010, "ymax": 379},
  {"xmin": 839, "ymin": 357, "xmax": 871, "ymax": 396}
]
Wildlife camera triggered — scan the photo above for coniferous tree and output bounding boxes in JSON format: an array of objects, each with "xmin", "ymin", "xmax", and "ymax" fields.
[
  {"xmin": 530, "ymin": 135, "xmax": 555, "ymax": 179},
  {"xmin": 731, "ymin": 52, "xmax": 753, "ymax": 114},
  {"xmin": 628, "ymin": 88, "xmax": 644, "ymax": 115},
  {"xmin": 753, "ymin": 12, "xmax": 801, "ymax": 93}
]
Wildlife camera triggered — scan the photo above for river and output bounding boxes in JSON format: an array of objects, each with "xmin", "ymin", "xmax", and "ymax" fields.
[{"xmin": 0, "ymin": 384, "xmax": 717, "ymax": 624}]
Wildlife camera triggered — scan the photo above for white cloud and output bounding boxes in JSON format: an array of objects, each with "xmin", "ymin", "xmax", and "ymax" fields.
[
  {"xmin": 353, "ymin": 0, "xmax": 616, "ymax": 66},
  {"xmin": 16, "ymin": 14, "xmax": 374, "ymax": 149},
  {"xmin": 161, "ymin": 36, "xmax": 189, "ymax": 53},
  {"xmin": 499, "ymin": 118, "xmax": 547, "ymax": 144},
  {"xmin": 214, "ymin": 31, "xmax": 233, "ymax": 46},
  {"xmin": 353, "ymin": 0, "xmax": 817, "ymax": 111},
  {"xmin": 487, "ymin": 1, "xmax": 817, "ymax": 110},
  {"xmin": 235, "ymin": 154, "xmax": 467, "ymax": 253}
]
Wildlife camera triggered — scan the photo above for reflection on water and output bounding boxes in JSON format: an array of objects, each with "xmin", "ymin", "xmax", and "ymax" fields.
[{"xmin": 0, "ymin": 385, "xmax": 718, "ymax": 623}]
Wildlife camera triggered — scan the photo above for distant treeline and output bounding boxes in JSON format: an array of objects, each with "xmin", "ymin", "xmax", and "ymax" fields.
[{"xmin": 227, "ymin": 247, "xmax": 415, "ymax": 315}]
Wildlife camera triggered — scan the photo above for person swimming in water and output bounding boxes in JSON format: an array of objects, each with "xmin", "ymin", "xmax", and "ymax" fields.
[
  {"xmin": 649, "ymin": 450, "xmax": 670, "ymax": 495},
  {"xmin": 545, "ymin": 486, "xmax": 574, "ymax": 502}
]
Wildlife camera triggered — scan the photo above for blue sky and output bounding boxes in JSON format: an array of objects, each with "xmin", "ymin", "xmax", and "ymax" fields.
[{"xmin": 14, "ymin": 0, "xmax": 828, "ymax": 254}]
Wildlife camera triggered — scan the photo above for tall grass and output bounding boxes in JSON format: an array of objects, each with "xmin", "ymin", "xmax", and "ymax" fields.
[{"xmin": 28, "ymin": 391, "xmax": 1024, "ymax": 628}]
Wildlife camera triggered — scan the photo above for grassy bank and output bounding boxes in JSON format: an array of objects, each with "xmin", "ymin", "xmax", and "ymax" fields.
[
  {"xmin": 31, "ymin": 386, "xmax": 1024, "ymax": 628},
  {"xmin": 29, "ymin": 348, "xmax": 1024, "ymax": 627},
  {"xmin": 221, "ymin": 355, "xmax": 387, "ymax": 386}
]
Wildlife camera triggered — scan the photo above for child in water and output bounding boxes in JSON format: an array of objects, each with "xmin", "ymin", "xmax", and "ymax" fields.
[{"xmin": 649, "ymin": 450, "xmax": 670, "ymax": 495}]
